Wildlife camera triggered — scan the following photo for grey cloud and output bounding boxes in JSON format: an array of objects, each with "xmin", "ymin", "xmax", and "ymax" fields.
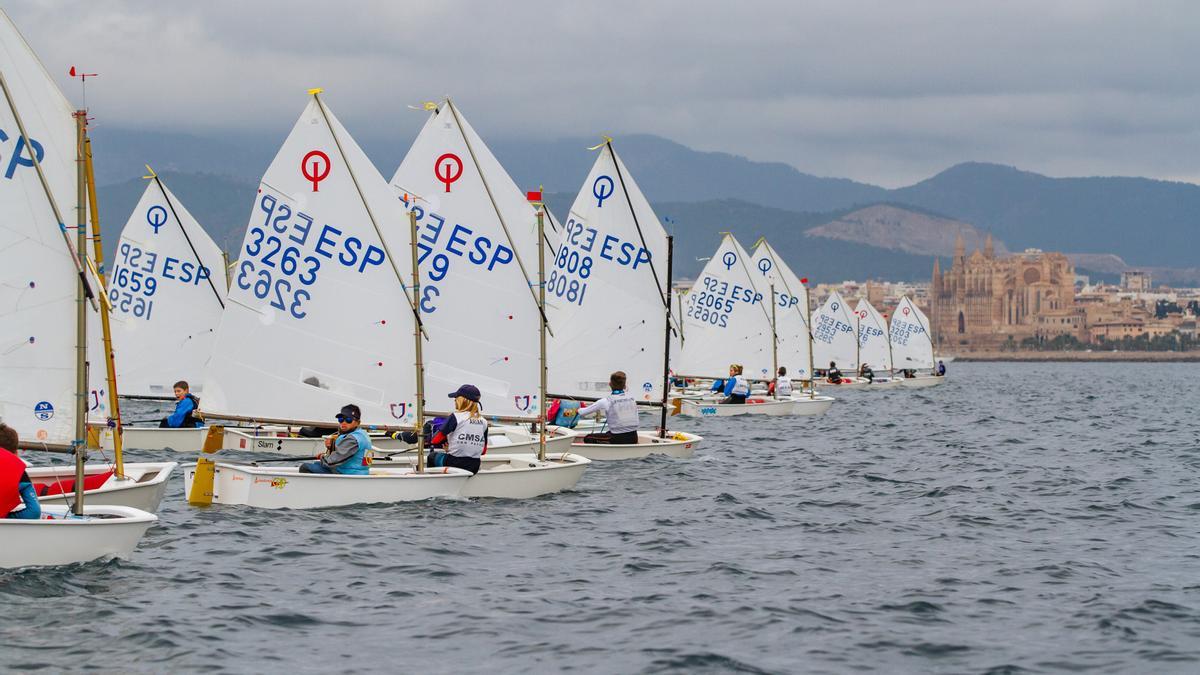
[{"xmin": 7, "ymin": 0, "xmax": 1199, "ymax": 187}]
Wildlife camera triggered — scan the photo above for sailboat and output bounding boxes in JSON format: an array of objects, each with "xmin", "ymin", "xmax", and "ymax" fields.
[
  {"xmin": 182, "ymin": 91, "xmax": 474, "ymax": 508},
  {"xmin": 0, "ymin": 9, "xmax": 157, "ymax": 566},
  {"xmin": 90, "ymin": 173, "xmax": 230, "ymax": 453},
  {"xmin": 748, "ymin": 240, "xmax": 837, "ymax": 412},
  {"xmin": 890, "ymin": 295, "xmax": 945, "ymax": 388},
  {"xmin": 384, "ymin": 99, "xmax": 589, "ymax": 495},
  {"xmin": 545, "ymin": 138, "xmax": 702, "ymax": 459},
  {"xmin": 674, "ymin": 235, "xmax": 833, "ymax": 417},
  {"xmin": 853, "ymin": 298, "xmax": 902, "ymax": 389},
  {"xmin": 811, "ymin": 289, "xmax": 869, "ymax": 388}
]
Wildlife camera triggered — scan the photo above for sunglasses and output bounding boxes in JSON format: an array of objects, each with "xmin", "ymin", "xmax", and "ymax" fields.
[{"xmin": 336, "ymin": 414, "xmax": 356, "ymax": 423}]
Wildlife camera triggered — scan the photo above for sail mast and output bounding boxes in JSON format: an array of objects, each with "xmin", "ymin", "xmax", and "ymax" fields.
[
  {"xmin": 537, "ymin": 207, "xmax": 547, "ymax": 461},
  {"xmin": 83, "ymin": 127, "xmax": 125, "ymax": 478},
  {"xmin": 72, "ymin": 111, "xmax": 87, "ymax": 514},
  {"xmin": 805, "ymin": 279, "xmax": 815, "ymax": 400},
  {"xmin": 770, "ymin": 284, "xmax": 778, "ymax": 397},
  {"xmin": 409, "ymin": 209, "xmax": 426, "ymax": 472},
  {"xmin": 659, "ymin": 236, "xmax": 674, "ymax": 437}
]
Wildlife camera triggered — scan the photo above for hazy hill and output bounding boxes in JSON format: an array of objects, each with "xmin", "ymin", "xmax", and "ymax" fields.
[
  {"xmin": 892, "ymin": 162, "xmax": 1200, "ymax": 268},
  {"xmin": 89, "ymin": 127, "xmax": 1200, "ymax": 272},
  {"xmin": 805, "ymin": 204, "xmax": 1009, "ymax": 257}
]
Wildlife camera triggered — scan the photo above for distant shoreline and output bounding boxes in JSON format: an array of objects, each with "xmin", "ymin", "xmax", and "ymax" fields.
[{"xmin": 954, "ymin": 351, "xmax": 1200, "ymax": 362}]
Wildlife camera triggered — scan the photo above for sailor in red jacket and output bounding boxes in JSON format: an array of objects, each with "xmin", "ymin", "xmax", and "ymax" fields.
[{"xmin": 1, "ymin": 423, "xmax": 41, "ymax": 520}]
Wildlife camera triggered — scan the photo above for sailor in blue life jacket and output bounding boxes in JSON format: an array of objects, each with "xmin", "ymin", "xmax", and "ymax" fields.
[
  {"xmin": 579, "ymin": 371, "xmax": 641, "ymax": 445},
  {"xmin": 426, "ymin": 384, "xmax": 488, "ymax": 475},
  {"xmin": 766, "ymin": 366, "xmax": 793, "ymax": 398},
  {"xmin": 721, "ymin": 364, "xmax": 751, "ymax": 404},
  {"xmin": 299, "ymin": 404, "xmax": 373, "ymax": 475},
  {"xmin": 159, "ymin": 380, "xmax": 204, "ymax": 428},
  {"xmin": 826, "ymin": 362, "xmax": 845, "ymax": 384},
  {"xmin": 1, "ymin": 424, "xmax": 40, "ymax": 520},
  {"xmin": 936, "ymin": 360, "xmax": 947, "ymax": 377}
]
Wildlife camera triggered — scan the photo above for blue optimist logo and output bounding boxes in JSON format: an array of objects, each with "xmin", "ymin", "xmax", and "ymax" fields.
[{"xmin": 33, "ymin": 401, "xmax": 54, "ymax": 421}]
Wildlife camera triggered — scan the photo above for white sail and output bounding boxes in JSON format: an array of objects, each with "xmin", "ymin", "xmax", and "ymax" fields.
[
  {"xmin": 202, "ymin": 96, "xmax": 417, "ymax": 426},
  {"xmin": 676, "ymin": 235, "xmax": 771, "ymax": 379},
  {"xmin": 0, "ymin": 11, "xmax": 84, "ymax": 444},
  {"xmin": 749, "ymin": 240, "xmax": 812, "ymax": 380},
  {"xmin": 854, "ymin": 298, "xmax": 892, "ymax": 372},
  {"xmin": 812, "ymin": 290, "xmax": 858, "ymax": 372},
  {"xmin": 101, "ymin": 180, "xmax": 228, "ymax": 397},
  {"xmin": 547, "ymin": 142, "xmax": 670, "ymax": 402},
  {"xmin": 890, "ymin": 296, "xmax": 934, "ymax": 370},
  {"xmin": 389, "ymin": 101, "xmax": 542, "ymax": 418}
]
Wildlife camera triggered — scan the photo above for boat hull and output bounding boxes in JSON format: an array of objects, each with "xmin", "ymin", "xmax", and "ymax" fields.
[
  {"xmin": 183, "ymin": 462, "xmax": 472, "ymax": 509},
  {"xmin": 570, "ymin": 431, "xmax": 703, "ymax": 460},
  {"xmin": 375, "ymin": 453, "xmax": 591, "ymax": 499},
  {"xmin": 787, "ymin": 396, "xmax": 837, "ymax": 416},
  {"xmin": 0, "ymin": 505, "xmax": 157, "ymax": 569},
  {"xmin": 900, "ymin": 375, "xmax": 947, "ymax": 389},
  {"xmin": 99, "ymin": 426, "xmax": 208, "ymax": 453},
  {"xmin": 29, "ymin": 462, "xmax": 178, "ymax": 513},
  {"xmin": 679, "ymin": 398, "xmax": 800, "ymax": 417}
]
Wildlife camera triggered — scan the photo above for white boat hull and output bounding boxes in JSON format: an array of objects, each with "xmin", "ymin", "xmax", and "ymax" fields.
[
  {"xmin": 679, "ymin": 398, "xmax": 800, "ymax": 417},
  {"xmin": 819, "ymin": 377, "xmax": 871, "ymax": 390},
  {"xmin": 183, "ymin": 462, "xmax": 472, "ymax": 509},
  {"xmin": 375, "ymin": 453, "xmax": 591, "ymax": 499},
  {"xmin": 570, "ymin": 431, "xmax": 703, "ymax": 460},
  {"xmin": 787, "ymin": 396, "xmax": 837, "ymax": 416},
  {"xmin": 0, "ymin": 505, "xmax": 157, "ymax": 569},
  {"xmin": 899, "ymin": 375, "xmax": 947, "ymax": 389},
  {"xmin": 99, "ymin": 426, "xmax": 208, "ymax": 453},
  {"xmin": 28, "ymin": 462, "xmax": 178, "ymax": 513}
]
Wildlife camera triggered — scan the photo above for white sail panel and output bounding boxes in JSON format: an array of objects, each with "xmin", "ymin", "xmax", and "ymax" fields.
[
  {"xmin": 676, "ymin": 235, "xmax": 771, "ymax": 379},
  {"xmin": 547, "ymin": 143, "xmax": 669, "ymax": 402},
  {"xmin": 854, "ymin": 298, "xmax": 892, "ymax": 372},
  {"xmin": 890, "ymin": 296, "xmax": 934, "ymax": 370},
  {"xmin": 0, "ymin": 10, "xmax": 83, "ymax": 444},
  {"xmin": 389, "ymin": 102, "xmax": 542, "ymax": 418},
  {"xmin": 202, "ymin": 97, "xmax": 417, "ymax": 426},
  {"xmin": 102, "ymin": 181, "xmax": 228, "ymax": 397},
  {"xmin": 812, "ymin": 290, "xmax": 858, "ymax": 372},
  {"xmin": 749, "ymin": 240, "xmax": 812, "ymax": 380}
]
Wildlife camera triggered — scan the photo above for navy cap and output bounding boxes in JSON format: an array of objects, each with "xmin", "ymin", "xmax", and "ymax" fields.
[
  {"xmin": 448, "ymin": 384, "xmax": 481, "ymax": 402},
  {"xmin": 336, "ymin": 404, "xmax": 361, "ymax": 421}
]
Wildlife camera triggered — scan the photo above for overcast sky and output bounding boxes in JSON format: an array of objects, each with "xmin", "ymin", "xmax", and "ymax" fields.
[{"xmin": 8, "ymin": 1, "xmax": 1199, "ymax": 188}]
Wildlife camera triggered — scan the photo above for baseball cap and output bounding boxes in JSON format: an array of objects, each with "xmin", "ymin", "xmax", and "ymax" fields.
[{"xmin": 448, "ymin": 384, "xmax": 481, "ymax": 402}]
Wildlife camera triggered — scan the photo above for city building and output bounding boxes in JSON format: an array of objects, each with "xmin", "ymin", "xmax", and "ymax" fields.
[{"xmin": 930, "ymin": 235, "xmax": 1082, "ymax": 350}]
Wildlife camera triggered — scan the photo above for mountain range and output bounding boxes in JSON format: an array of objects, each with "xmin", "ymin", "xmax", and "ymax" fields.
[{"xmin": 90, "ymin": 127, "xmax": 1200, "ymax": 284}]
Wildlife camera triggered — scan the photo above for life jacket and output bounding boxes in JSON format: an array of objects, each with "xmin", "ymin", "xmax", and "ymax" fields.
[
  {"xmin": 553, "ymin": 401, "xmax": 580, "ymax": 428},
  {"xmin": 331, "ymin": 428, "xmax": 372, "ymax": 475},
  {"xmin": 605, "ymin": 391, "xmax": 639, "ymax": 434},
  {"xmin": 545, "ymin": 399, "xmax": 562, "ymax": 424},
  {"xmin": 775, "ymin": 377, "xmax": 793, "ymax": 397},
  {"xmin": 730, "ymin": 376, "xmax": 750, "ymax": 397},
  {"xmin": 446, "ymin": 411, "xmax": 487, "ymax": 459},
  {"xmin": 180, "ymin": 393, "xmax": 202, "ymax": 428},
  {"xmin": 0, "ymin": 448, "xmax": 28, "ymax": 516}
]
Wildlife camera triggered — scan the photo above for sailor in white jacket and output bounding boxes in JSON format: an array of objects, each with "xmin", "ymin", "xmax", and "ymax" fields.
[{"xmin": 578, "ymin": 371, "xmax": 640, "ymax": 444}]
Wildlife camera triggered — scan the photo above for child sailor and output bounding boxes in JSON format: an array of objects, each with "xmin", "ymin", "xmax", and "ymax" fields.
[{"xmin": 578, "ymin": 371, "xmax": 640, "ymax": 445}]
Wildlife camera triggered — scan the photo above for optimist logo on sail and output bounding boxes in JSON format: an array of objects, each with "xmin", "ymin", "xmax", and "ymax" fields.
[
  {"xmin": 592, "ymin": 175, "xmax": 614, "ymax": 207},
  {"xmin": 146, "ymin": 205, "xmax": 168, "ymax": 234},
  {"xmin": 757, "ymin": 258, "xmax": 772, "ymax": 276}
]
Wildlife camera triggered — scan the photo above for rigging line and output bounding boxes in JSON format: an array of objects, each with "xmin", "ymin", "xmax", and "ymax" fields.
[
  {"xmin": 606, "ymin": 141, "xmax": 669, "ymax": 310},
  {"xmin": 443, "ymin": 99, "xmax": 553, "ymax": 337},
  {"xmin": 150, "ymin": 174, "xmax": 225, "ymax": 309},
  {"xmin": 0, "ymin": 71, "xmax": 97, "ymax": 310},
  {"xmin": 310, "ymin": 91, "xmax": 427, "ymax": 339}
]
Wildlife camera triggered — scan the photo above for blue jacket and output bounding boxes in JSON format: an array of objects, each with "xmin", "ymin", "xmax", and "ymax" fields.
[
  {"xmin": 7, "ymin": 480, "xmax": 41, "ymax": 520},
  {"xmin": 166, "ymin": 395, "xmax": 203, "ymax": 428}
]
